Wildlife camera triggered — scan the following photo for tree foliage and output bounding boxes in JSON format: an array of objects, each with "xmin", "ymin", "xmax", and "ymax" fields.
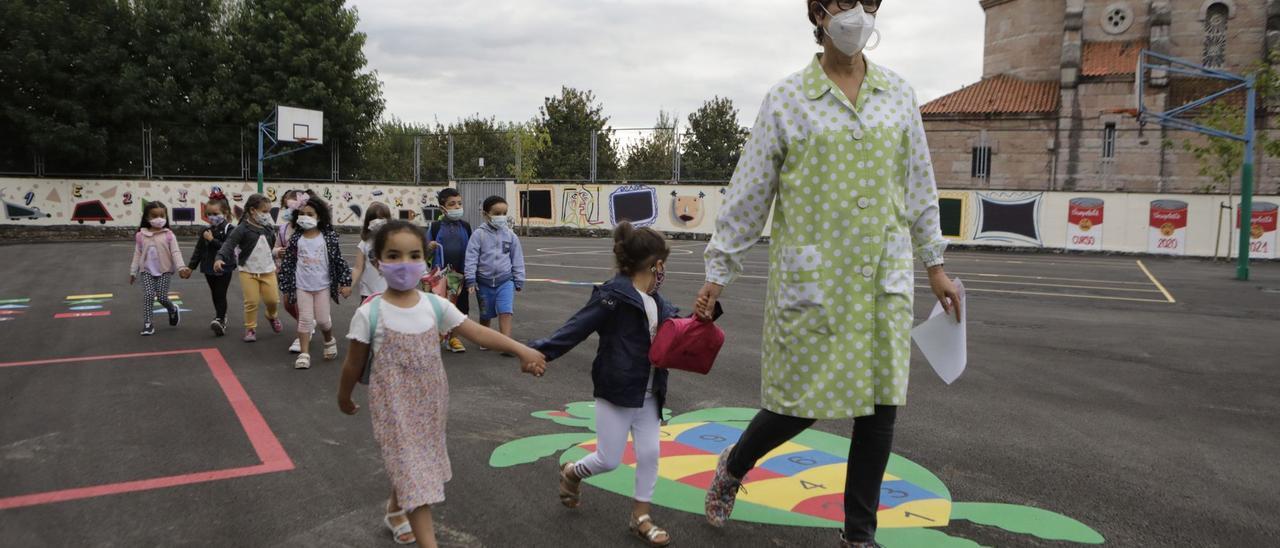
[{"xmin": 681, "ymin": 96, "xmax": 748, "ymax": 182}]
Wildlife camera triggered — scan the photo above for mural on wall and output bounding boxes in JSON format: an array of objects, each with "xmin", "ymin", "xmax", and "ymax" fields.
[
  {"xmin": 670, "ymin": 191, "xmax": 707, "ymax": 229},
  {"xmin": 519, "ymin": 185, "xmax": 556, "ymax": 226},
  {"xmin": 937, "ymin": 190, "xmax": 974, "ymax": 240},
  {"xmin": 609, "ymin": 185, "xmax": 658, "ymax": 228},
  {"xmin": 1238, "ymin": 201, "xmax": 1278, "ymax": 259},
  {"xmin": 1148, "ymin": 199, "xmax": 1188, "ymax": 256},
  {"xmin": 71, "ymin": 201, "xmax": 113, "ymax": 224},
  {"xmin": 974, "ymin": 192, "xmax": 1043, "ymax": 246},
  {"xmin": 490, "ymin": 402, "xmax": 1105, "ymax": 546},
  {"xmin": 560, "ymin": 186, "xmax": 604, "ymax": 228},
  {"xmin": 1066, "ymin": 197, "xmax": 1105, "ymax": 251}
]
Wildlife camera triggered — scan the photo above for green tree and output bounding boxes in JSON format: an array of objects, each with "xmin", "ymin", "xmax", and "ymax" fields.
[
  {"xmin": 534, "ymin": 87, "xmax": 619, "ymax": 181},
  {"xmin": 681, "ymin": 96, "xmax": 749, "ymax": 182},
  {"xmin": 0, "ymin": 0, "xmax": 143, "ymax": 174},
  {"xmin": 227, "ymin": 0, "xmax": 385, "ymax": 180},
  {"xmin": 621, "ymin": 111, "xmax": 677, "ymax": 182},
  {"xmin": 449, "ymin": 115, "xmax": 518, "ymax": 180},
  {"xmin": 1179, "ymin": 54, "xmax": 1279, "ymax": 193}
]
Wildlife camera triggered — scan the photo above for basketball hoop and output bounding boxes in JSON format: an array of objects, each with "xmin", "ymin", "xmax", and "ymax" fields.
[{"xmin": 295, "ymin": 137, "xmax": 312, "ymax": 146}]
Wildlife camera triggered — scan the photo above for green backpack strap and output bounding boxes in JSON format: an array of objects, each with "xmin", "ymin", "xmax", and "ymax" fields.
[
  {"xmin": 425, "ymin": 292, "xmax": 445, "ymax": 333},
  {"xmin": 359, "ymin": 295, "xmax": 382, "ymax": 385}
]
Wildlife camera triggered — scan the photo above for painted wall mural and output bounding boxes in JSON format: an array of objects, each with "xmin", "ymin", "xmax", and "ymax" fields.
[
  {"xmin": 609, "ymin": 185, "xmax": 658, "ymax": 228},
  {"xmin": 2, "ymin": 178, "xmax": 1277, "ymax": 260},
  {"xmin": 559, "ymin": 185, "xmax": 604, "ymax": 228},
  {"xmin": 1066, "ymin": 197, "xmax": 1104, "ymax": 251},
  {"xmin": 670, "ymin": 191, "xmax": 707, "ymax": 229},
  {"xmin": 974, "ymin": 192, "xmax": 1044, "ymax": 247}
]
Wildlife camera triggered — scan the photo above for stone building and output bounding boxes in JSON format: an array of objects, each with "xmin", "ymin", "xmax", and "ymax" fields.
[{"xmin": 922, "ymin": 0, "xmax": 1280, "ymax": 194}]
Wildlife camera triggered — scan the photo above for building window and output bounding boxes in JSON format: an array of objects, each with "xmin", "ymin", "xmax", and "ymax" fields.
[
  {"xmin": 971, "ymin": 146, "xmax": 992, "ymax": 179},
  {"xmin": 1203, "ymin": 3, "xmax": 1228, "ymax": 68},
  {"xmin": 1102, "ymin": 123, "xmax": 1117, "ymax": 160}
]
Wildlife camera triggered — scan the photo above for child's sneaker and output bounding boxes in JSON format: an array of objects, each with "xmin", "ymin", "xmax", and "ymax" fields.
[
  {"xmin": 243, "ymin": 329, "xmax": 257, "ymax": 343},
  {"xmin": 839, "ymin": 532, "xmax": 883, "ymax": 548},
  {"xmin": 167, "ymin": 305, "xmax": 180, "ymax": 326},
  {"xmin": 210, "ymin": 318, "xmax": 226, "ymax": 337},
  {"xmin": 269, "ymin": 318, "xmax": 283, "ymax": 333},
  {"xmin": 705, "ymin": 445, "xmax": 743, "ymax": 527},
  {"xmin": 140, "ymin": 322, "xmax": 156, "ymax": 336},
  {"xmin": 294, "ymin": 353, "xmax": 311, "ymax": 369},
  {"xmin": 288, "ymin": 338, "xmax": 302, "ymax": 353},
  {"xmin": 448, "ymin": 337, "xmax": 467, "ymax": 353}
]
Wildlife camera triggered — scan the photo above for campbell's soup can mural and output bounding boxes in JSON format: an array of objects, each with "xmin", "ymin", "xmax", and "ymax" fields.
[
  {"xmin": 1148, "ymin": 200, "xmax": 1188, "ymax": 255},
  {"xmin": 1066, "ymin": 198, "xmax": 1104, "ymax": 251},
  {"xmin": 1237, "ymin": 201, "xmax": 1278, "ymax": 259}
]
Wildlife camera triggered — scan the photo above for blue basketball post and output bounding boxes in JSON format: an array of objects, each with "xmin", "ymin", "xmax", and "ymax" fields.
[
  {"xmin": 1137, "ymin": 50, "xmax": 1257, "ymax": 281},
  {"xmin": 256, "ymin": 108, "xmax": 320, "ymax": 194}
]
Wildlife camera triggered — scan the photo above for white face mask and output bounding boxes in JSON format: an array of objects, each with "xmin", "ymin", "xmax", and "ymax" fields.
[
  {"xmin": 296, "ymin": 215, "xmax": 318, "ymax": 230},
  {"xmin": 256, "ymin": 212, "xmax": 274, "ymax": 226},
  {"xmin": 368, "ymin": 218, "xmax": 387, "ymax": 234},
  {"xmin": 822, "ymin": 4, "xmax": 877, "ymax": 56},
  {"xmin": 489, "ymin": 215, "xmax": 508, "ymax": 228},
  {"xmin": 445, "ymin": 208, "xmax": 464, "ymax": 221}
]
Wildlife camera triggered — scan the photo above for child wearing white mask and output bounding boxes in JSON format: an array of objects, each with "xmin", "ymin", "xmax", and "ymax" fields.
[
  {"xmin": 353, "ymin": 202, "xmax": 394, "ymax": 302},
  {"xmin": 215, "ymin": 193, "xmax": 284, "ymax": 342},
  {"xmin": 464, "ymin": 195, "xmax": 525, "ymax": 349},
  {"xmin": 428, "ymin": 188, "xmax": 473, "ymax": 353},
  {"xmin": 278, "ymin": 196, "xmax": 352, "ymax": 369}
]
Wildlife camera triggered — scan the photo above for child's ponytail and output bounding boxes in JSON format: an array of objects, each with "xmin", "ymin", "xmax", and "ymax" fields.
[{"xmin": 612, "ymin": 221, "xmax": 669, "ymax": 276}]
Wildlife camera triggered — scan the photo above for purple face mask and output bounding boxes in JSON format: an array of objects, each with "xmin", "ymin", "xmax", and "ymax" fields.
[{"xmin": 380, "ymin": 261, "xmax": 427, "ymax": 291}]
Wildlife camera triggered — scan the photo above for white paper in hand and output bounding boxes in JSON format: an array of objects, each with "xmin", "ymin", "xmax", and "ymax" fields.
[{"xmin": 910, "ymin": 278, "xmax": 966, "ymax": 385}]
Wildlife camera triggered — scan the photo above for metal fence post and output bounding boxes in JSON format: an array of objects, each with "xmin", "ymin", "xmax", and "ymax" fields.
[
  {"xmin": 671, "ymin": 121, "xmax": 680, "ymax": 183},
  {"xmin": 331, "ymin": 136, "xmax": 340, "ymax": 182},
  {"xmin": 414, "ymin": 135, "xmax": 422, "ymax": 184},
  {"xmin": 447, "ymin": 134, "xmax": 455, "ymax": 182},
  {"xmin": 590, "ymin": 131, "xmax": 598, "ymax": 183}
]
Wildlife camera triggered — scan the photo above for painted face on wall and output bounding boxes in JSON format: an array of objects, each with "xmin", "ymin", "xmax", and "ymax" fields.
[{"xmin": 672, "ymin": 192, "xmax": 706, "ymax": 228}]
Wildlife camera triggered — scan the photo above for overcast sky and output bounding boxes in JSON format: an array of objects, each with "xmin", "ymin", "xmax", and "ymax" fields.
[{"xmin": 349, "ymin": 0, "xmax": 986, "ymax": 129}]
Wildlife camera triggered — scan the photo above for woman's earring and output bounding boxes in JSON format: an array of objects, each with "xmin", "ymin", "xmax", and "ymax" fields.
[{"xmin": 866, "ymin": 28, "xmax": 881, "ymax": 51}]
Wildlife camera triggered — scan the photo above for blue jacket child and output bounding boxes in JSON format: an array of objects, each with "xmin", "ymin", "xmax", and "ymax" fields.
[{"xmin": 530, "ymin": 275, "xmax": 678, "ymax": 418}]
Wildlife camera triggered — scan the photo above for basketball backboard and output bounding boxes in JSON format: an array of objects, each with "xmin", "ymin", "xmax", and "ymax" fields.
[{"xmin": 277, "ymin": 106, "xmax": 324, "ymax": 144}]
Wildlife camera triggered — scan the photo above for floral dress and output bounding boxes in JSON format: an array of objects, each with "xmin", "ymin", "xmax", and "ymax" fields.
[
  {"xmin": 358, "ymin": 294, "xmax": 462, "ymax": 510},
  {"xmin": 705, "ymin": 54, "xmax": 948, "ymax": 420}
]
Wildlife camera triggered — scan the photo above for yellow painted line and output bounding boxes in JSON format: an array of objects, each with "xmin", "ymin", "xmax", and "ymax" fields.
[
  {"xmin": 933, "ymin": 270, "xmax": 1153, "ymax": 285},
  {"xmin": 1136, "ymin": 260, "xmax": 1176, "ymax": 303},
  {"xmin": 66, "ymin": 293, "xmax": 113, "ymax": 300},
  {"xmin": 912, "ymin": 276, "xmax": 1162, "ymax": 293},
  {"xmin": 963, "ymin": 287, "xmax": 1173, "ymax": 304}
]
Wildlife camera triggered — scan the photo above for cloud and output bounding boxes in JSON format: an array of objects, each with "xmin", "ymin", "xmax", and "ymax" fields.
[{"xmin": 350, "ymin": 0, "xmax": 986, "ymax": 127}]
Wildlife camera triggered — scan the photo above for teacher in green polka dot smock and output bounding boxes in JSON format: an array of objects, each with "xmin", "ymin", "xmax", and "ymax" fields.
[{"xmin": 695, "ymin": 1, "xmax": 962, "ymax": 546}]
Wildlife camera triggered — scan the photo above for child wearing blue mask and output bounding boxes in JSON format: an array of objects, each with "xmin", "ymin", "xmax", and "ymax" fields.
[{"xmin": 464, "ymin": 195, "xmax": 525, "ymax": 349}]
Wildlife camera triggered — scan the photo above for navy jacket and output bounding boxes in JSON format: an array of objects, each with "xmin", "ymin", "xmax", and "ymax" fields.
[
  {"xmin": 530, "ymin": 275, "xmax": 678, "ymax": 418},
  {"xmin": 188, "ymin": 221, "xmax": 234, "ymax": 275}
]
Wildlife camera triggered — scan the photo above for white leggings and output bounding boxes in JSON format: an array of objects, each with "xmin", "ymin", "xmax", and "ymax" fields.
[{"xmin": 573, "ymin": 396, "xmax": 661, "ymax": 502}]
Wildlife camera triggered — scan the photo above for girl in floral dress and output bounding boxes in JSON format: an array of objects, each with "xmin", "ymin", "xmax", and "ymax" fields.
[{"xmin": 337, "ymin": 220, "xmax": 547, "ymax": 547}]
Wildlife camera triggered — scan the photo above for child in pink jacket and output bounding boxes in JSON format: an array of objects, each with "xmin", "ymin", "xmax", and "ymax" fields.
[{"xmin": 130, "ymin": 201, "xmax": 191, "ymax": 335}]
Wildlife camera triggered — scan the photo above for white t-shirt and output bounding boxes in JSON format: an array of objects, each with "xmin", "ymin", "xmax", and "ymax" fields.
[
  {"xmin": 347, "ymin": 291, "xmax": 467, "ymax": 354},
  {"xmin": 356, "ymin": 240, "xmax": 387, "ymax": 296},
  {"xmin": 243, "ymin": 235, "xmax": 276, "ymax": 274},
  {"xmin": 637, "ymin": 289, "xmax": 659, "ymax": 392},
  {"xmin": 296, "ymin": 234, "xmax": 330, "ymax": 292}
]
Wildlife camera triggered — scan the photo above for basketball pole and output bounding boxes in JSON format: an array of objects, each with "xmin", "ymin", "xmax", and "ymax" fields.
[
  {"xmin": 1237, "ymin": 78, "xmax": 1257, "ymax": 281},
  {"xmin": 256, "ymin": 108, "xmax": 320, "ymax": 196}
]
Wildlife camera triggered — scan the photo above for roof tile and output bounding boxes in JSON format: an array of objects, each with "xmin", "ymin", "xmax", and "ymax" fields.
[
  {"xmin": 1082, "ymin": 40, "xmax": 1147, "ymax": 77},
  {"xmin": 921, "ymin": 76, "xmax": 1060, "ymax": 116}
]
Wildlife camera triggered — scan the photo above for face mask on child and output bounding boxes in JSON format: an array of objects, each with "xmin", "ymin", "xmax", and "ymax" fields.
[
  {"xmin": 368, "ymin": 219, "xmax": 388, "ymax": 234},
  {"xmin": 256, "ymin": 212, "xmax": 274, "ymax": 227},
  {"xmin": 148, "ymin": 217, "xmax": 167, "ymax": 229},
  {"xmin": 650, "ymin": 264, "xmax": 665, "ymax": 295},
  {"xmin": 207, "ymin": 214, "xmax": 225, "ymax": 225},
  {"xmin": 296, "ymin": 215, "xmax": 318, "ymax": 230},
  {"xmin": 489, "ymin": 215, "xmax": 508, "ymax": 228},
  {"xmin": 445, "ymin": 208, "xmax": 464, "ymax": 221},
  {"xmin": 381, "ymin": 261, "xmax": 427, "ymax": 291}
]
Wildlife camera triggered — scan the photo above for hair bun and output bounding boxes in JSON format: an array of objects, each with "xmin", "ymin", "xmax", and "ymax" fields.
[{"xmin": 613, "ymin": 221, "xmax": 634, "ymax": 244}]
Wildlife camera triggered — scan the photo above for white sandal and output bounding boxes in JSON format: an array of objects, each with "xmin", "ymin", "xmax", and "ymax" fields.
[
  {"xmin": 294, "ymin": 353, "xmax": 311, "ymax": 369},
  {"xmin": 630, "ymin": 514, "xmax": 671, "ymax": 547},
  {"xmin": 323, "ymin": 338, "xmax": 338, "ymax": 360},
  {"xmin": 383, "ymin": 507, "xmax": 416, "ymax": 545}
]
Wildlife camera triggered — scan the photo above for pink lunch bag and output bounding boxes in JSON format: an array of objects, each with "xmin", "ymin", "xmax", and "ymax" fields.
[{"xmin": 649, "ymin": 303, "xmax": 725, "ymax": 375}]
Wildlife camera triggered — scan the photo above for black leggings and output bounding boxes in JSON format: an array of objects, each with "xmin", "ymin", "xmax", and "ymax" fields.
[
  {"xmin": 205, "ymin": 274, "xmax": 232, "ymax": 321},
  {"xmin": 727, "ymin": 406, "xmax": 898, "ymax": 542}
]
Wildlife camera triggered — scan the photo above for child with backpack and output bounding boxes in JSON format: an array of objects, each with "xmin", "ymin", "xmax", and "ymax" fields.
[{"xmin": 428, "ymin": 188, "xmax": 472, "ymax": 353}]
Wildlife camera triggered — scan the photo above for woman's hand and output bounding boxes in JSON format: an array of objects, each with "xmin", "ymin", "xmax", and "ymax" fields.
[
  {"xmin": 338, "ymin": 396, "xmax": 360, "ymax": 415},
  {"xmin": 927, "ymin": 266, "xmax": 961, "ymax": 322},
  {"xmin": 694, "ymin": 282, "xmax": 723, "ymax": 320}
]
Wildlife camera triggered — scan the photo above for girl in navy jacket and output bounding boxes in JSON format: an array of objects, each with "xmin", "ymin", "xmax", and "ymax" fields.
[{"xmin": 530, "ymin": 221, "xmax": 675, "ymax": 547}]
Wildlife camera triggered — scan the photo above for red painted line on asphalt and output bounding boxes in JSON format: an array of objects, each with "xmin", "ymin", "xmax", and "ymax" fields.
[{"xmin": 0, "ymin": 349, "xmax": 294, "ymax": 510}]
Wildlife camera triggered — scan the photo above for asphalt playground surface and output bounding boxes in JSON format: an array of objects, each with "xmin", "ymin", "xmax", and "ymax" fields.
[{"xmin": 1, "ymin": 235, "xmax": 1278, "ymax": 547}]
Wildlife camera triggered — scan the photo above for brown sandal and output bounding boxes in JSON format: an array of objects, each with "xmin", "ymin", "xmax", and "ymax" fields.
[
  {"xmin": 558, "ymin": 462, "xmax": 581, "ymax": 508},
  {"xmin": 630, "ymin": 514, "xmax": 671, "ymax": 547}
]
